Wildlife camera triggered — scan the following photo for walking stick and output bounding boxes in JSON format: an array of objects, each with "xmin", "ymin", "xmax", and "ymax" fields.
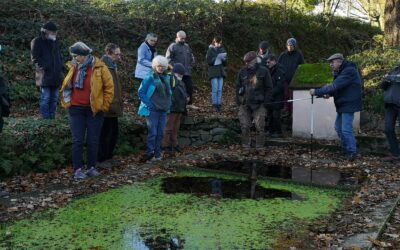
[{"xmin": 310, "ymin": 95, "xmax": 314, "ymax": 159}]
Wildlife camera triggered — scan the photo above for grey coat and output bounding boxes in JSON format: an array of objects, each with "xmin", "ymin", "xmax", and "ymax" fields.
[{"xmin": 166, "ymin": 42, "xmax": 195, "ymax": 76}]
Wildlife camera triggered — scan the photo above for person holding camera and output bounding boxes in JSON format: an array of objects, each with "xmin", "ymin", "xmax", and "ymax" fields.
[
  {"xmin": 236, "ymin": 51, "xmax": 273, "ymax": 149},
  {"xmin": 381, "ymin": 64, "xmax": 400, "ymax": 162}
]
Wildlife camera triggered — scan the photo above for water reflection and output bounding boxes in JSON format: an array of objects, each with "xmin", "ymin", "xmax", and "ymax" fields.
[
  {"xmin": 161, "ymin": 176, "xmax": 304, "ymax": 201},
  {"xmin": 197, "ymin": 161, "xmax": 358, "ymax": 187},
  {"xmin": 123, "ymin": 228, "xmax": 184, "ymax": 250}
]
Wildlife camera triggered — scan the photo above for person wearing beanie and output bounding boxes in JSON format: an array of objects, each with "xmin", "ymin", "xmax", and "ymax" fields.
[
  {"xmin": 236, "ymin": 51, "xmax": 273, "ymax": 150},
  {"xmin": 97, "ymin": 43, "xmax": 123, "ymax": 168},
  {"xmin": 166, "ymin": 30, "xmax": 198, "ymax": 109},
  {"xmin": 161, "ymin": 63, "xmax": 188, "ymax": 155},
  {"xmin": 278, "ymin": 37, "xmax": 305, "ymax": 114},
  {"xmin": 60, "ymin": 41, "xmax": 114, "ymax": 180},
  {"xmin": 138, "ymin": 56, "xmax": 172, "ymax": 162},
  {"xmin": 257, "ymin": 40, "xmax": 270, "ymax": 67},
  {"xmin": 206, "ymin": 36, "xmax": 227, "ymax": 113},
  {"xmin": 30, "ymin": 21, "xmax": 63, "ymax": 119}
]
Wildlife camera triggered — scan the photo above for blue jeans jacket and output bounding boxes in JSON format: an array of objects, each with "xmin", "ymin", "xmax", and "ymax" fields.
[{"xmin": 134, "ymin": 42, "xmax": 157, "ymax": 80}]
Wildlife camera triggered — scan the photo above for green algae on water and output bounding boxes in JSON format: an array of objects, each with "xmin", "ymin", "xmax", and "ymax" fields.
[{"xmin": 0, "ymin": 169, "xmax": 350, "ymax": 249}]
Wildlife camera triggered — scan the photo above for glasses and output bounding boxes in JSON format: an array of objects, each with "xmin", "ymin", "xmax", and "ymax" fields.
[
  {"xmin": 114, "ymin": 53, "xmax": 122, "ymax": 57},
  {"xmin": 71, "ymin": 54, "xmax": 79, "ymax": 59},
  {"xmin": 266, "ymin": 61, "xmax": 271, "ymax": 64}
]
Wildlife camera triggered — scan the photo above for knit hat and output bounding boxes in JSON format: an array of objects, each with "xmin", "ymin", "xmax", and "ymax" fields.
[
  {"xmin": 69, "ymin": 42, "xmax": 93, "ymax": 56},
  {"xmin": 243, "ymin": 51, "xmax": 257, "ymax": 63},
  {"xmin": 286, "ymin": 38, "xmax": 297, "ymax": 46},
  {"xmin": 172, "ymin": 63, "xmax": 186, "ymax": 75},
  {"xmin": 327, "ymin": 53, "xmax": 344, "ymax": 61},
  {"xmin": 259, "ymin": 41, "xmax": 269, "ymax": 50},
  {"xmin": 42, "ymin": 21, "xmax": 58, "ymax": 32}
]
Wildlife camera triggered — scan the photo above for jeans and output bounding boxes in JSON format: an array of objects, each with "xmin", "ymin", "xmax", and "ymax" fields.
[
  {"xmin": 384, "ymin": 105, "xmax": 400, "ymax": 157},
  {"xmin": 146, "ymin": 110, "xmax": 167, "ymax": 157},
  {"xmin": 68, "ymin": 106, "xmax": 104, "ymax": 170},
  {"xmin": 40, "ymin": 87, "xmax": 59, "ymax": 119},
  {"xmin": 335, "ymin": 112, "xmax": 356, "ymax": 155},
  {"xmin": 211, "ymin": 77, "xmax": 223, "ymax": 105},
  {"xmin": 98, "ymin": 117, "xmax": 119, "ymax": 162},
  {"xmin": 182, "ymin": 75, "xmax": 193, "ymax": 104}
]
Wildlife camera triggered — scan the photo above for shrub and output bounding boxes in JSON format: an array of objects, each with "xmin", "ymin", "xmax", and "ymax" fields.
[{"xmin": 0, "ymin": 115, "xmax": 145, "ymax": 177}]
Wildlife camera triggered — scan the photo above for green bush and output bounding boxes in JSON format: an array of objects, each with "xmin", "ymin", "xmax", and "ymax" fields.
[
  {"xmin": 0, "ymin": 115, "xmax": 145, "ymax": 177},
  {"xmin": 0, "ymin": 0, "xmax": 380, "ymax": 104}
]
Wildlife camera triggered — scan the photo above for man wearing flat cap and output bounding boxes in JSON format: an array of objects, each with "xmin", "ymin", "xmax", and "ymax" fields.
[
  {"xmin": 31, "ymin": 21, "xmax": 64, "ymax": 119},
  {"xmin": 236, "ymin": 51, "xmax": 273, "ymax": 150},
  {"xmin": 310, "ymin": 53, "xmax": 363, "ymax": 161}
]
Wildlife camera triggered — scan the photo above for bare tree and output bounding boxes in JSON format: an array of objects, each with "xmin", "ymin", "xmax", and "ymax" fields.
[{"xmin": 384, "ymin": 0, "xmax": 400, "ymax": 47}]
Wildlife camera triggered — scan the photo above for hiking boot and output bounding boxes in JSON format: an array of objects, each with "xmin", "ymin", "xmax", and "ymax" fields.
[
  {"xmin": 74, "ymin": 168, "xmax": 87, "ymax": 180},
  {"xmin": 255, "ymin": 134, "xmax": 265, "ymax": 149},
  {"xmin": 87, "ymin": 167, "xmax": 100, "ymax": 177},
  {"xmin": 241, "ymin": 134, "xmax": 252, "ymax": 149},
  {"xmin": 174, "ymin": 145, "xmax": 182, "ymax": 153},
  {"xmin": 187, "ymin": 104, "xmax": 200, "ymax": 110}
]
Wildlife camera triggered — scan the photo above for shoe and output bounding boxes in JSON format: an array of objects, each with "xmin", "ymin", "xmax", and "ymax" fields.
[
  {"xmin": 155, "ymin": 156, "xmax": 162, "ymax": 161},
  {"xmin": 382, "ymin": 155, "xmax": 400, "ymax": 162},
  {"xmin": 74, "ymin": 168, "xmax": 87, "ymax": 180},
  {"xmin": 217, "ymin": 105, "xmax": 222, "ymax": 113},
  {"xmin": 163, "ymin": 146, "xmax": 173, "ymax": 153},
  {"xmin": 87, "ymin": 167, "xmax": 100, "ymax": 177},
  {"xmin": 346, "ymin": 153, "xmax": 357, "ymax": 161},
  {"xmin": 187, "ymin": 104, "xmax": 200, "ymax": 110},
  {"xmin": 174, "ymin": 145, "xmax": 182, "ymax": 153}
]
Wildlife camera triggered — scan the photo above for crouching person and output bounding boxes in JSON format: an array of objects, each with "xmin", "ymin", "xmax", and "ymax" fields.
[
  {"xmin": 236, "ymin": 51, "xmax": 273, "ymax": 150},
  {"xmin": 138, "ymin": 56, "xmax": 172, "ymax": 161},
  {"xmin": 60, "ymin": 42, "xmax": 114, "ymax": 180},
  {"xmin": 162, "ymin": 63, "xmax": 188, "ymax": 155}
]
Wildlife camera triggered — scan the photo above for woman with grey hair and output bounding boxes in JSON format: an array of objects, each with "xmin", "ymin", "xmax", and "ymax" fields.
[
  {"xmin": 134, "ymin": 33, "xmax": 158, "ymax": 82},
  {"xmin": 60, "ymin": 41, "xmax": 114, "ymax": 180},
  {"xmin": 138, "ymin": 55, "xmax": 172, "ymax": 161}
]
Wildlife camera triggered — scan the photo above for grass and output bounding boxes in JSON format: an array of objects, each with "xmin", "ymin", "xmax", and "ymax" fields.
[
  {"xmin": 0, "ymin": 169, "xmax": 350, "ymax": 249},
  {"xmin": 291, "ymin": 63, "xmax": 333, "ymax": 89}
]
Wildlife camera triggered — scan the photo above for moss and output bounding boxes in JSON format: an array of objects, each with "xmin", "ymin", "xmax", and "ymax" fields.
[
  {"xmin": 290, "ymin": 63, "xmax": 333, "ymax": 89},
  {"xmin": 0, "ymin": 169, "xmax": 350, "ymax": 249}
]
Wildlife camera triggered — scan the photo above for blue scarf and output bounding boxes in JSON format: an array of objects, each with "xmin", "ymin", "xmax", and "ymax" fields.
[
  {"xmin": 74, "ymin": 55, "xmax": 95, "ymax": 89},
  {"xmin": 101, "ymin": 55, "xmax": 117, "ymax": 71}
]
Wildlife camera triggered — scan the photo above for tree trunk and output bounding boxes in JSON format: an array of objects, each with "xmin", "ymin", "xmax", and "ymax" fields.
[{"xmin": 384, "ymin": 0, "xmax": 400, "ymax": 47}]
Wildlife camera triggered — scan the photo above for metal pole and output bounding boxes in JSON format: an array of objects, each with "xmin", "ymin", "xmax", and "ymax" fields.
[{"xmin": 310, "ymin": 95, "xmax": 314, "ymax": 159}]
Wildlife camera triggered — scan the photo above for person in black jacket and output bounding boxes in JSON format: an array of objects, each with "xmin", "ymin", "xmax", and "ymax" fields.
[
  {"xmin": 162, "ymin": 63, "xmax": 188, "ymax": 154},
  {"xmin": 31, "ymin": 21, "xmax": 63, "ymax": 119},
  {"xmin": 236, "ymin": 51, "xmax": 273, "ymax": 149},
  {"xmin": 265, "ymin": 54, "xmax": 285, "ymax": 137},
  {"xmin": 0, "ymin": 73, "xmax": 10, "ymax": 133},
  {"xmin": 381, "ymin": 64, "xmax": 400, "ymax": 162},
  {"xmin": 278, "ymin": 38, "xmax": 304, "ymax": 113}
]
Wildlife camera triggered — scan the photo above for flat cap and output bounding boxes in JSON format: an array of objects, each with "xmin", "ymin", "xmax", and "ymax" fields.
[{"xmin": 327, "ymin": 53, "xmax": 344, "ymax": 61}]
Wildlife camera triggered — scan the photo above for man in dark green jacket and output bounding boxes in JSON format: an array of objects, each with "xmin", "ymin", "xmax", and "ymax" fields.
[{"xmin": 98, "ymin": 43, "xmax": 123, "ymax": 166}]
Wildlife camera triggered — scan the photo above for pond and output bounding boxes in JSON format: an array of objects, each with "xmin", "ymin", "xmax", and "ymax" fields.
[{"xmin": 0, "ymin": 168, "xmax": 351, "ymax": 249}]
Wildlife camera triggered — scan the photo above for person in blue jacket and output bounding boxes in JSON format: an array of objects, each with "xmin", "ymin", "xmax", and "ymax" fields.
[
  {"xmin": 310, "ymin": 53, "xmax": 362, "ymax": 161},
  {"xmin": 138, "ymin": 55, "xmax": 172, "ymax": 161},
  {"xmin": 134, "ymin": 33, "xmax": 158, "ymax": 82}
]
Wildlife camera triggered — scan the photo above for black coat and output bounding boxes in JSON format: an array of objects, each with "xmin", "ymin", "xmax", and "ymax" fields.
[
  {"xmin": 0, "ymin": 74, "xmax": 10, "ymax": 132},
  {"xmin": 236, "ymin": 64, "xmax": 273, "ymax": 109},
  {"xmin": 269, "ymin": 63, "xmax": 286, "ymax": 110},
  {"xmin": 206, "ymin": 45, "xmax": 227, "ymax": 80},
  {"xmin": 31, "ymin": 36, "xmax": 63, "ymax": 87},
  {"xmin": 278, "ymin": 49, "xmax": 304, "ymax": 84},
  {"xmin": 170, "ymin": 77, "xmax": 188, "ymax": 113}
]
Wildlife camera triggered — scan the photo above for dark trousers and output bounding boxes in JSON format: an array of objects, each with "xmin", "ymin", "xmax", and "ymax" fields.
[
  {"xmin": 267, "ymin": 109, "xmax": 282, "ymax": 134},
  {"xmin": 384, "ymin": 104, "xmax": 400, "ymax": 157},
  {"xmin": 182, "ymin": 75, "xmax": 193, "ymax": 104},
  {"xmin": 162, "ymin": 113, "xmax": 183, "ymax": 148},
  {"xmin": 68, "ymin": 106, "xmax": 104, "ymax": 170},
  {"xmin": 98, "ymin": 117, "xmax": 119, "ymax": 162}
]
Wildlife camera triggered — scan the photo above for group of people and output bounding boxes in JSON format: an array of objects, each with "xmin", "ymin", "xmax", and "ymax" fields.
[{"xmin": 1, "ymin": 20, "xmax": 400, "ymax": 181}]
